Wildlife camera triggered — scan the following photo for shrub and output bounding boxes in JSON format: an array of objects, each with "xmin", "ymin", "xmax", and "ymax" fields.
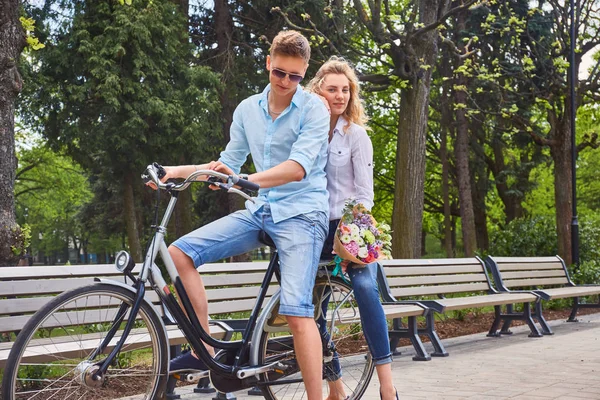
[
  {"xmin": 488, "ymin": 214, "xmax": 600, "ymax": 263},
  {"xmin": 488, "ymin": 215, "xmax": 557, "ymax": 257}
]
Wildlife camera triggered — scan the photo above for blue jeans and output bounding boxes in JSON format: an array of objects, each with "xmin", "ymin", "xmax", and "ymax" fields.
[
  {"xmin": 172, "ymin": 204, "xmax": 328, "ymax": 317},
  {"xmin": 318, "ymin": 262, "xmax": 392, "ymax": 381}
]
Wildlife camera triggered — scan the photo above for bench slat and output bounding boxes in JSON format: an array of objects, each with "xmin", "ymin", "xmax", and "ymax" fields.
[
  {"xmin": 496, "ymin": 262, "xmax": 564, "ymax": 272},
  {"xmin": 380, "ymin": 258, "xmax": 484, "ymax": 266},
  {"xmin": 0, "ymin": 265, "xmax": 140, "ymax": 280},
  {"xmin": 198, "ymin": 263, "xmax": 269, "ymax": 273},
  {"xmin": 386, "ymin": 274, "xmax": 487, "ymax": 287},
  {"xmin": 504, "ymin": 277, "xmax": 570, "ymax": 288},
  {"xmin": 0, "ymin": 277, "xmax": 134, "ymax": 297},
  {"xmin": 202, "ymin": 273, "xmax": 275, "ymax": 287},
  {"xmin": 391, "ymin": 282, "xmax": 490, "ymax": 297},
  {"xmin": 539, "ymin": 286, "xmax": 600, "ymax": 299},
  {"xmin": 500, "ymin": 270, "xmax": 566, "ymax": 279},
  {"xmin": 0, "ymin": 325, "xmax": 224, "ymax": 369},
  {"xmin": 207, "ymin": 286, "xmax": 279, "ymax": 301},
  {"xmin": 492, "ymin": 256, "xmax": 561, "ymax": 263},
  {"xmin": 439, "ymin": 292, "xmax": 537, "ymax": 310},
  {"xmin": 383, "ymin": 265, "xmax": 483, "ymax": 277}
]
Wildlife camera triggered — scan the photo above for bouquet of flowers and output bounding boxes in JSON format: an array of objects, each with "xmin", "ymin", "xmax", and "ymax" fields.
[{"xmin": 333, "ymin": 199, "xmax": 392, "ymax": 266}]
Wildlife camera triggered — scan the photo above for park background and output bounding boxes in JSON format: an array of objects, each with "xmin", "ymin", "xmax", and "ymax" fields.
[{"xmin": 1, "ymin": 0, "xmax": 599, "ymax": 279}]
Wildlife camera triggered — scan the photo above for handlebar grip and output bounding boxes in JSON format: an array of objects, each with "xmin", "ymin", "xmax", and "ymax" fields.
[{"xmin": 232, "ymin": 175, "xmax": 260, "ymax": 192}]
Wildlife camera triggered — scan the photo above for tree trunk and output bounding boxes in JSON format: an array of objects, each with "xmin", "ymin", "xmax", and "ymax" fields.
[
  {"xmin": 392, "ymin": 0, "xmax": 449, "ymax": 259},
  {"xmin": 549, "ymin": 109, "xmax": 572, "ymax": 265},
  {"xmin": 214, "ymin": 0, "xmax": 251, "ymax": 262},
  {"xmin": 470, "ymin": 118, "xmax": 489, "ymax": 251},
  {"xmin": 489, "ymin": 117, "xmax": 525, "ymax": 224},
  {"xmin": 123, "ymin": 172, "xmax": 143, "ymax": 262},
  {"xmin": 439, "ymin": 48, "xmax": 454, "ymax": 258},
  {"xmin": 440, "ymin": 125, "xmax": 453, "ymax": 258},
  {"xmin": 453, "ymin": 10, "xmax": 476, "ymax": 257},
  {"xmin": 0, "ymin": 0, "xmax": 26, "ymax": 266}
]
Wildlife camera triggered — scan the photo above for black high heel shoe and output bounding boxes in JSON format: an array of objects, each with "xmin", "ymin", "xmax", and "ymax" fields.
[{"xmin": 380, "ymin": 387, "xmax": 399, "ymax": 400}]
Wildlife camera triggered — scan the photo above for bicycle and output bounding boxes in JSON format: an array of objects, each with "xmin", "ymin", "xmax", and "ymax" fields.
[{"xmin": 1, "ymin": 163, "xmax": 375, "ymax": 400}]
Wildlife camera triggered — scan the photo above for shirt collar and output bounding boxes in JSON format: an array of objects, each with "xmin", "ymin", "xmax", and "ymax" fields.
[
  {"xmin": 333, "ymin": 115, "xmax": 348, "ymax": 137},
  {"xmin": 258, "ymin": 84, "xmax": 305, "ymax": 112}
]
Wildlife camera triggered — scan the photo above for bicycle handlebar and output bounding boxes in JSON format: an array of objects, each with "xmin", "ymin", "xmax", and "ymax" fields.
[{"xmin": 142, "ymin": 163, "xmax": 260, "ymax": 202}]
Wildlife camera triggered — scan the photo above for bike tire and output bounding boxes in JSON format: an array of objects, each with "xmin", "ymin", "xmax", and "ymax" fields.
[
  {"xmin": 1, "ymin": 283, "xmax": 168, "ymax": 400},
  {"xmin": 256, "ymin": 276, "xmax": 375, "ymax": 400}
]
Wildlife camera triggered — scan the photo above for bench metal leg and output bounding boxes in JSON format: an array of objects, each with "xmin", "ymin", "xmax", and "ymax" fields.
[
  {"xmin": 486, "ymin": 305, "xmax": 502, "ymax": 337},
  {"xmin": 195, "ymin": 377, "xmax": 216, "ymax": 393},
  {"xmin": 568, "ymin": 297, "xmax": 580, "ymax": 322},
  {"xmin": 424, "ymin": 313, "xmax": 448, "ymax": 357},
  {"xmin": 523, "ymin": 303, "xmax": 543, "ymax": 338},
  {"xmin": 499, "ymin": 304, "xmax": 514, "ymax": 335},
  {"xmin": 166, "ymin": 345, "xmax": 181, "ymax": 400},
  {"xmin": 407, "ymin": 316, "xmax": 431, "ymax": 361},
  {"xmin": 213, "ymin": 392, "xmax": 237, "ymax": 400},
  {"xmin": 248, "ymin": 387, "xmax": 263, "ymax": 396},
  {"xmin": 166, "ymin": 376, "xmax": 180, "ymax": 400},
  {"xmin": 568, "ymin": 295, "xmax": 600, "ymax": 322},
  {"xmin": 533, "ymin": 302, "xmax": 553, "ymax": 335},
  {"xmin": 388, "ymin": 318, "xmax": 403, "ymax": 356}
]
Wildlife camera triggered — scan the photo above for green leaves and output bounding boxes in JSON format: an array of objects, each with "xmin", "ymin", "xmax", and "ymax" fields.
[{"xmin": 20, "ymin": 17, "xmax": 45, "ymax": 51}]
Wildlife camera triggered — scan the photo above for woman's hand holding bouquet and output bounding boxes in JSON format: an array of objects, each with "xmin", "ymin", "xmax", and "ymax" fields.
[{"xmin": 333, "ymin": 199, "xmax": 392, "ymax": 268}]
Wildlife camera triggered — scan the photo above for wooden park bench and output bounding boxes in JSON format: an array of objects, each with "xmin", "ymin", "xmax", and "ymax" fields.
[
  {"xmin": 485, "ymin": 255, "xmax": 600, "ymax": 335},
  {"xmin": 0, "ymin": 262, "xmax": 277, "ymax": 398},
  {"xmin": 376, "ymin": 257, "xmax": 546, "ymax": 358},
  {"xmin": 0, "ymin": 260, "xmax": 431, "ymax": 397}
]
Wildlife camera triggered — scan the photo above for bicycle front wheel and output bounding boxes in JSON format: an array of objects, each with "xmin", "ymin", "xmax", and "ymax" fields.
[
  {"xmin": 256, "ymin": 276, "xmax": 375, "ymax": 400},
  {"xmin": 1, "ymin": 283, "xmax": 168, "ymax": 400}
]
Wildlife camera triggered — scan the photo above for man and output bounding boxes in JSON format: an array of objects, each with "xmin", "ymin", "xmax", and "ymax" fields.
[{"xmin": 161, "ymin": 30, "xmax": 330, "ymax": 399}]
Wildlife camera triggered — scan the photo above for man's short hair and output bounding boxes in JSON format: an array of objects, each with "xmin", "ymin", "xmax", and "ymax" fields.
[{"xmin": 270, "ymin": 30, "xmax": 311, "ymax": 63}]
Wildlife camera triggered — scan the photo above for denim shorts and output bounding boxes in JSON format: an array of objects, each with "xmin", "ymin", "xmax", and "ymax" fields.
[{"xmin": 171, "ymin": 205, "xmax": 328, "ymax": 318}]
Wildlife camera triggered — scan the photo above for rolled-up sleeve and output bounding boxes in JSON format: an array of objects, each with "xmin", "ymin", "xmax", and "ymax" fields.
[
  {"xmin": 218, "ymin": 103, "xmax": 250, "ymax": 174},
  {"xmin": 351, "ymin": 127, "xmax": 374, "ymax": 210},
  {"xmin": 288, "ymin": 97, "xmax": 329, "ymax": 176}
]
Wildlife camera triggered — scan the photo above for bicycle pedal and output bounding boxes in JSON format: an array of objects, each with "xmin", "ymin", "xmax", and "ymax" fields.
[{"xmin": 172, "ymin": 370, "xmax": 209, "ymax": 383}]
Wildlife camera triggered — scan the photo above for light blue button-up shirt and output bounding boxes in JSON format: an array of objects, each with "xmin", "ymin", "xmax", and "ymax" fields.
[{"xmin": 219, "ymin": 84, "xmax": 330, "ymax": 223}]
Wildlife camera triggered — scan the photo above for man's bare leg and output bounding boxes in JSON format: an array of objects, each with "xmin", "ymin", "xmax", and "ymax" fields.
[
  {"xmin": 287, "ymin": 316, "xmax": 323, "ymax": 400},
  {"xmin": 169, "ymin": 246, "xmax": 215, "ymax": 357}
]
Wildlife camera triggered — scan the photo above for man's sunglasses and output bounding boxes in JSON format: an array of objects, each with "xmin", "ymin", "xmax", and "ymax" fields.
[{"xmin": 271, "ymin": 68, "xmax": 304, "ymax": 83}]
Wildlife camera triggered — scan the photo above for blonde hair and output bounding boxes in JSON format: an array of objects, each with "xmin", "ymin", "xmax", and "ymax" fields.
[
  {"xmin": 270, "ymin": 30, "xmax": 311, "ymax": 63},
  {"xmin": 306, "ymin": 56, "xmax": 369, "ymax": 132}
]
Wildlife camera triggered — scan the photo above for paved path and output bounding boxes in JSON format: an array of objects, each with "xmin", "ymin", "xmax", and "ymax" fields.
[{"xmin": 170, "ymin": 313, "xmax": 600, "ymax": 400}]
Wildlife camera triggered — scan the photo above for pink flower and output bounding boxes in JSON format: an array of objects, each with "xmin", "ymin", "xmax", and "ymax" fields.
[
  {"xmin": 344, "ymin": 241, "xmax": 359, "ymax": 256},
  {"xmin": 340, "ymin": 224, "xmax": 352, "ymax": 235}
]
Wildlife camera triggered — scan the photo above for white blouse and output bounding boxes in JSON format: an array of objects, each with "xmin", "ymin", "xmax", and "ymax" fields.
[{"xmin": 326, "ymin": 116, "xmax": 374, "ymax": 220}]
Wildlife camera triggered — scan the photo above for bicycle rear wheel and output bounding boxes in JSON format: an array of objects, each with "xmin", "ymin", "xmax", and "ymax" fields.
[
  {"xmin": 1, "ymin": 283, "xmax": 168, "ymax": 400},
  {"xmin": 256, "ymin": 276, "xmax": 375, "ymax": 400}
]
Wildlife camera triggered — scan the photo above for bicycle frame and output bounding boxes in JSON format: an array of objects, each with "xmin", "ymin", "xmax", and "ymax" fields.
[{"xmin": 95, "ymin": 170, "xmax": 282, "ymax": 381}]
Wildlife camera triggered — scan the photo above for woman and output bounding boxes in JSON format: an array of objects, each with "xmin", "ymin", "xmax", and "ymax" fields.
[{"xmin": 306, "ymin": 57, "xmax": 398, "ymax": 400}]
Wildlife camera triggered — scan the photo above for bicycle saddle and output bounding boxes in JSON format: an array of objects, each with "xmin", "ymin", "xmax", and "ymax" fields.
[{"xmin": 259, "ymin": 231, "xmax": 276, "ymax": 248}]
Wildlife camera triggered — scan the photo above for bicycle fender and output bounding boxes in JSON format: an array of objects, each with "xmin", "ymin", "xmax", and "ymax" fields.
[
  {"xmin": 94, "ymin": 278, "xmax": 170, "ymax": 360},
  {"xmin": 249, "ymin": 289, "xmax": 282, "ymax": 366}
]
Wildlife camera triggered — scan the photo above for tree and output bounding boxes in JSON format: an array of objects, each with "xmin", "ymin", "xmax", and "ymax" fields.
[
  {"xmin": 15, "ymin": 140, "xmax": 93, "ymax": 264},
  {"xmin": 0, "ymin": 0, "xmax": 26, "ymax": 265},
  {"xmin": 20, "ymin": 0, "xmax": 221, "ymax": 261},
  {"xmin": 471, "ymin": 1, "xmax": 600, "ymax": 264}
]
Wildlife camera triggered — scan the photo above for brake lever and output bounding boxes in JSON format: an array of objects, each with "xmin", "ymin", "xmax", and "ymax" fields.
[{"xmin": 228, "ymin": 187, "xmax": 256, "ymax": 203}]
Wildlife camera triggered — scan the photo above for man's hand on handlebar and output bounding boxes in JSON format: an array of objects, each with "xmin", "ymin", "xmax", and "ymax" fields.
[
  {"xmin": 206, "ymin": 161, "xmax": 233, "ymax": 190},
  {"xmin": 145, "ymin": 165, "xmax": 182, "ymax": 190},
  {"xmin": 143, "ymin": 162, "xmax": 259, "ymax": 194}
]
